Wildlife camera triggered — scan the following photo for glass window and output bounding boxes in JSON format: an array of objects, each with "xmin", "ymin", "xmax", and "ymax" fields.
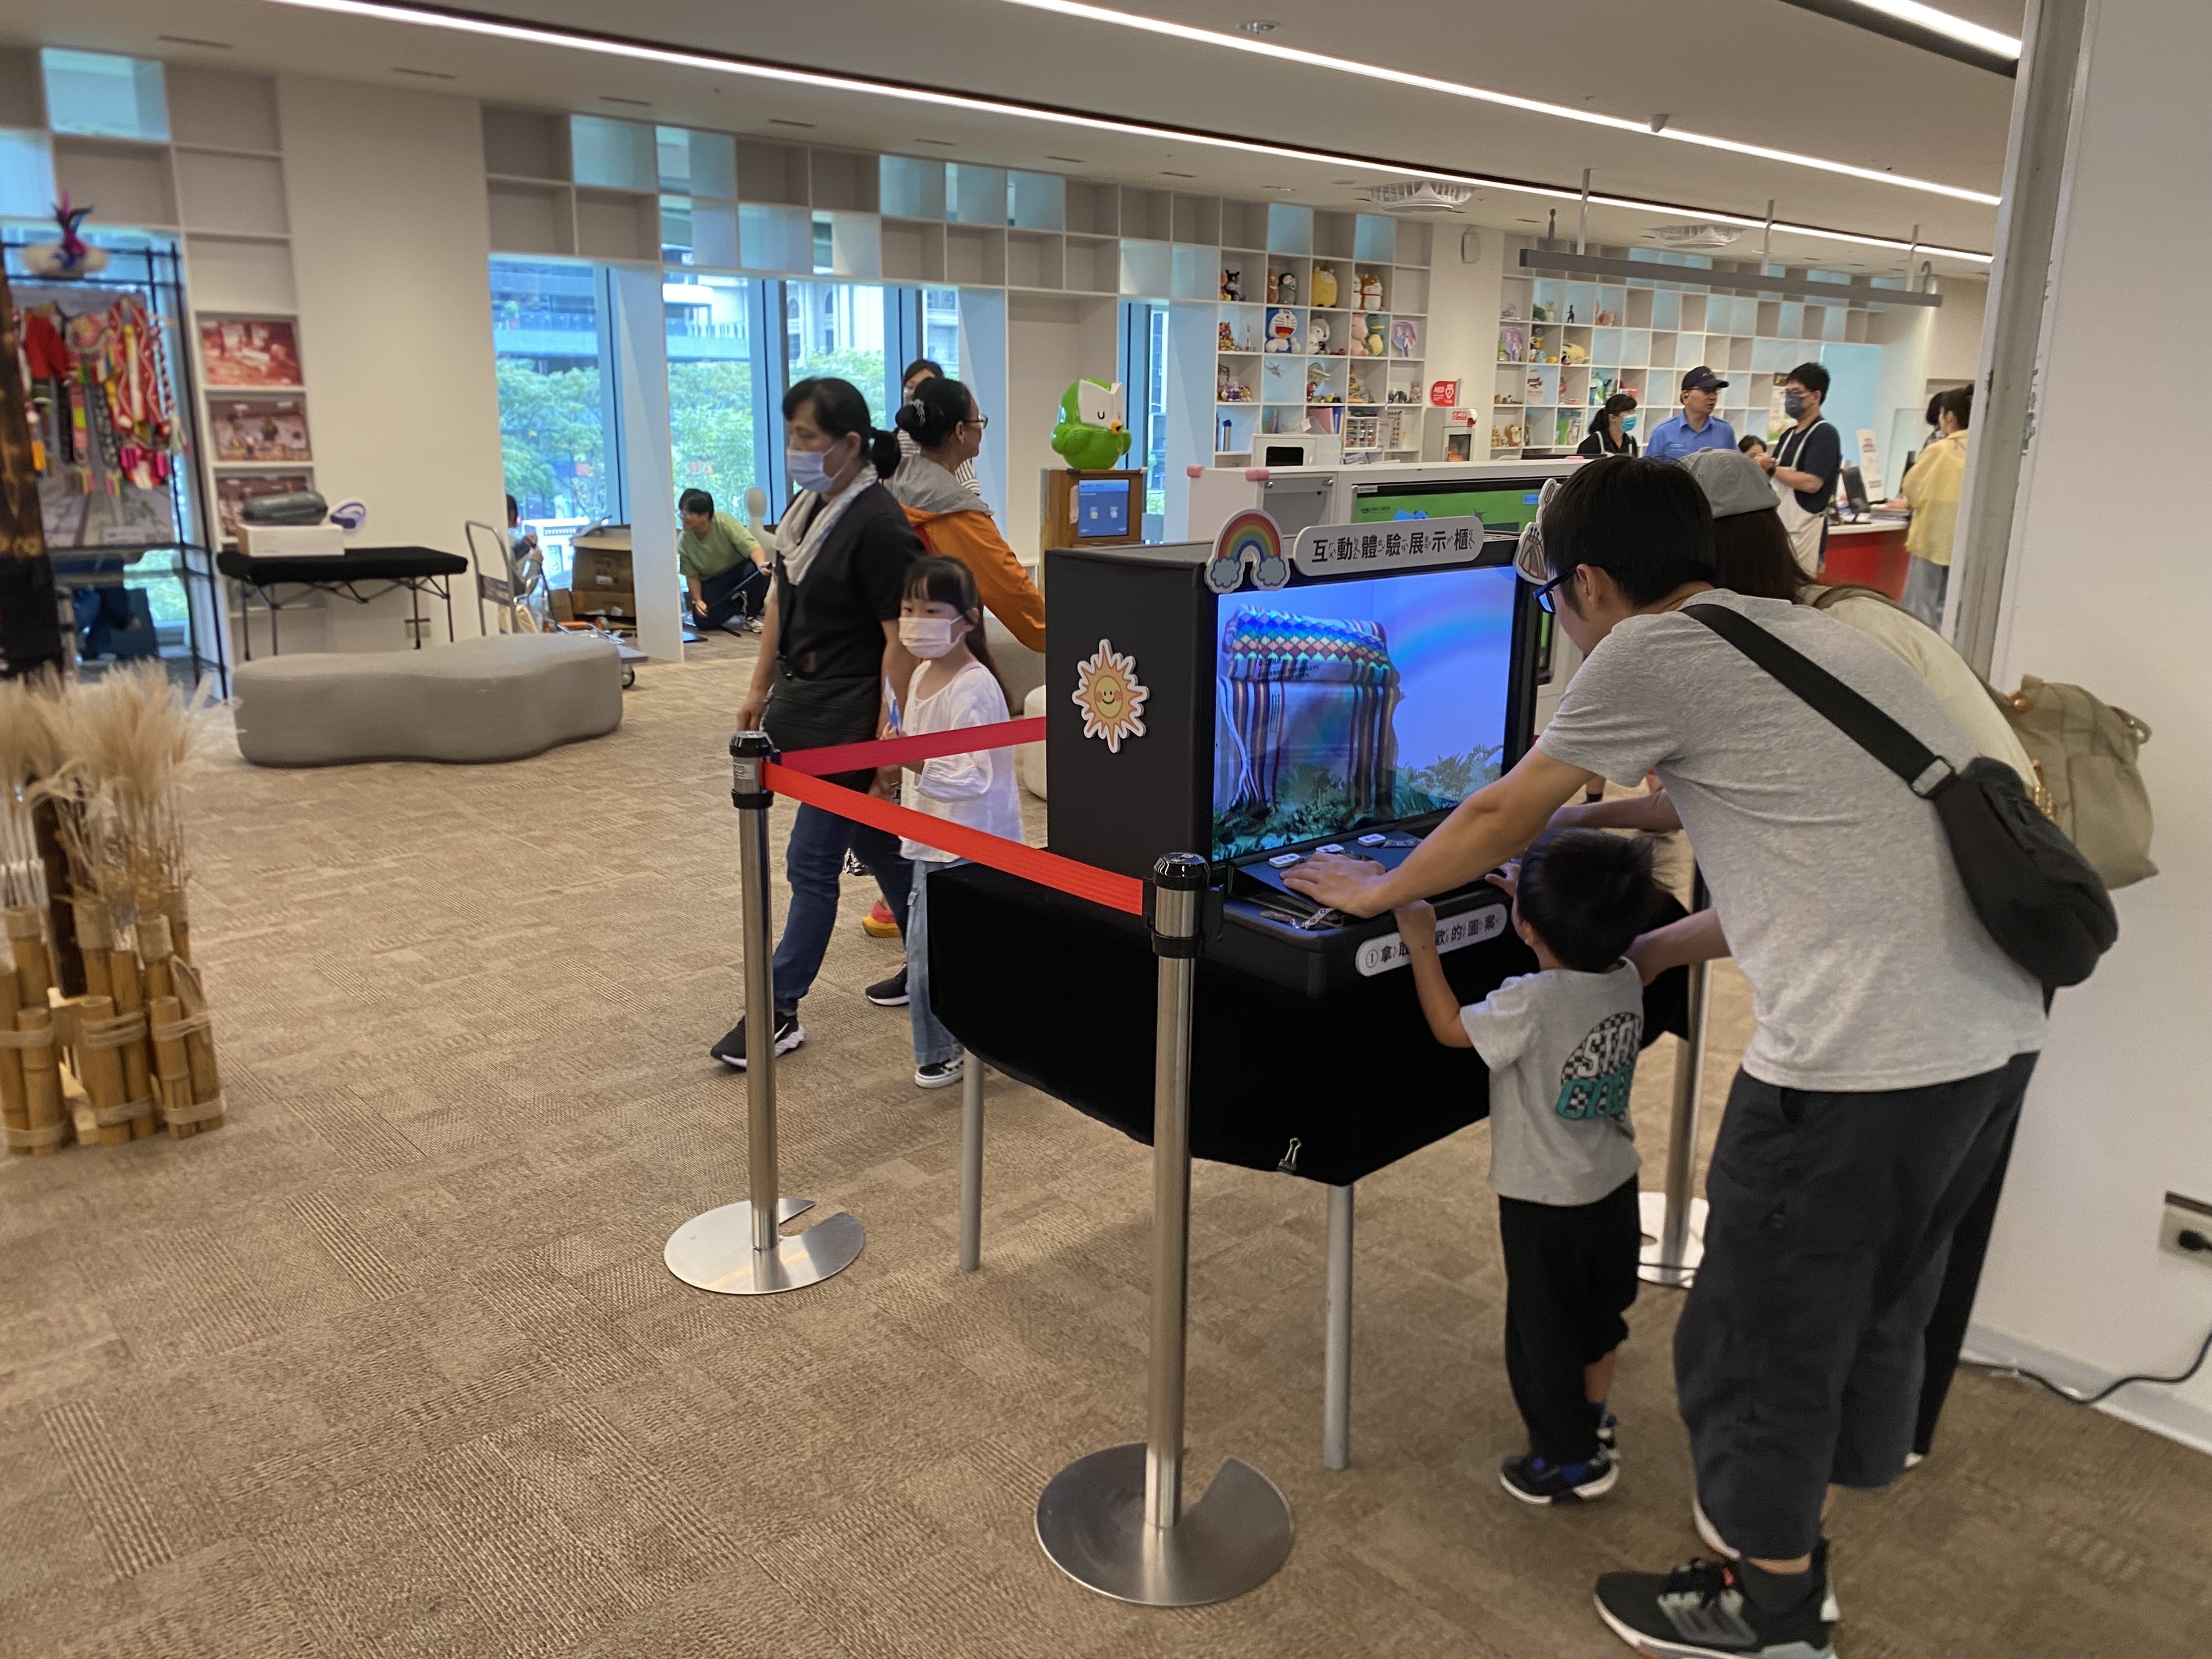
[
  {"xmin": 922, "ymin": 287, "xmax": 961, "ymax": 380},
  {"xmin": 666, "ymin": 272, "xmax": 760, "ymax": 511},
  {"xmin": 785, "ymin": 281, "xmax": 889, "ymax": 426},
  {"xmin": 490, "ymin": 257, "xmax": 609, "ymax": 585},
  {"xmin": 1143, "ymin": 303, "xmax": 1168, "ymax": 521},
  {"xmin": 42, "ymin": 49, "xmax": 168, "ymax": 142}
]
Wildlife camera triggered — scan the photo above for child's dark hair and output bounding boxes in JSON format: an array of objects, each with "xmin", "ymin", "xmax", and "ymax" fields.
[
  {"xmin": 1515, "ymin": 828, "xmax": 1661, "ymax": 973},
  {"xmin": 904, "ymin": 555, "xmax": 1004, "ymax": 697}
]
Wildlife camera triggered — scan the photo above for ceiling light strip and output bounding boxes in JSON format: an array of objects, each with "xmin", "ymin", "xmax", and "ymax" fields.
[
  {"xmin": 250, "ymin": 0, "xmax": 1991, "ymax": 264},
  {"xmin": 992, "ymin": 0, "xmax": 2001, "ymax": 205},
  {"xmin": 1773, "ymin": 0, "xmax": 2019, "ymax": 74}
]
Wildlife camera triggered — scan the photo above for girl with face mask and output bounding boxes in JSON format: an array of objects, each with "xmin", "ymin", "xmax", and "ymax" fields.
[
  {"xmin": 892, "ymin": 557, "xmax": 1020, "ymax": 1089},
  {"xmin": 715, "ymin": 378, "xmax": 926, "ymax": 1072}
]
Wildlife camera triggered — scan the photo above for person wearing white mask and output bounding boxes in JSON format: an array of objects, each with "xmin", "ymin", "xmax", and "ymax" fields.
[
  {"xmin": 715, "ymin": 377, "xmax": 925, "ymax": 1071},
  {"xmin": 894, "ymin": 556, "xmax": 1020, "ymax": 1088}
]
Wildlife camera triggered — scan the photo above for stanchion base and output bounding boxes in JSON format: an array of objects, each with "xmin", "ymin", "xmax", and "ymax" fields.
[
  {"xmin": 1637, "ymin": 1190, "xmax": 1708, "ymax": 1289},
  {"xmin": 664, "ymin": 1198, "xmax": 865, "ymax": 1295},
  {"xmin": 1036, "ymin": 1442, "xmax": 1293, "ymax": 1607}
]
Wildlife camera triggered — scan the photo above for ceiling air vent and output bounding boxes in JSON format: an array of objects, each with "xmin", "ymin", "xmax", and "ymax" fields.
[
  {"xmin": 1365, "ymin": 182, "xmax": 1474, "ymax": 215},
  {"xmin": 1648, "ymin": 223, "xmax": 1742, "ymax": 250}
]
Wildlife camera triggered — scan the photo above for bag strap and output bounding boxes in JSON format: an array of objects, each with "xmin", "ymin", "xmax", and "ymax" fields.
[{"xmin": 1681, "ymin": 604, "xmax": 1954, "ymax": 797}]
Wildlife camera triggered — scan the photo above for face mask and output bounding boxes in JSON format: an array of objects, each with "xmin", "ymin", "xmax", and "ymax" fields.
[
  {"xmin": 787, "ymin": 446, "xmax": 834, "ymax": 494},
  {"xmin": 1783, "ymin": 392, "xmax": 1808, "ymax": 418},
  {"xmin": 899, "ymin": 616, "xmax": 962, "ymax": 658},
  {"xmin": 1621, "ymin": 416, "xmax": 1637, "ymax": 432}
]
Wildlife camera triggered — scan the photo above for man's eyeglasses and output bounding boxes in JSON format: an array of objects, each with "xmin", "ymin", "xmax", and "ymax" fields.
[{"xmin": 1532, "ymin": 572, "xmax": 1569, "ymax": 613}]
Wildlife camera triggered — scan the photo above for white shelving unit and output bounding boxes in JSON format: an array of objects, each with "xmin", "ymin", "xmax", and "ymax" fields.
[
  {"xmin": 1212, "ymin": 207, "xmax": 1434, "ymax": 466},
  {"xmin": 1491, "ymin": 240, "xmax": 1891, "ymax": 458}
]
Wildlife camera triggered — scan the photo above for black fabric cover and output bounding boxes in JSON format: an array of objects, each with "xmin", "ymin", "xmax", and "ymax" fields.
[
  {"xmin": 216, "ymin": 546, "xmax": 470, "ymax": 585},
  {"xmin": 927, "ymin": 862, "xmax": 1688, "ymax": 1188}
]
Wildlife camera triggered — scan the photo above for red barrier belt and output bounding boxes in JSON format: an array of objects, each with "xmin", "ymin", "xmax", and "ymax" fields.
[
  {"xmin": 776, "ymin": 717, "xmax": 1046, "ymax": 777},
  {"xmin": 761, "ymin": 760, "xmax": 1144, "ymax": 916}
]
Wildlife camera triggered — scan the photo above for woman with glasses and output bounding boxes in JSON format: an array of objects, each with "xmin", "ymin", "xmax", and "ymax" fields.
[{"xmin": 884, "ymin": 375, "xmax": 1045, "ymax": 654}]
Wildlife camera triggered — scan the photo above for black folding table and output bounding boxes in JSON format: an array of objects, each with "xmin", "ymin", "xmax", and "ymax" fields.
[{"xmin": 217, "ymin": 545, "xmax": 471, "ymax": 658}]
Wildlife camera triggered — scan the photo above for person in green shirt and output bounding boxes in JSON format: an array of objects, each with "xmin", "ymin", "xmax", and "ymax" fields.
[{"xmin": 678, "ymin": 488, "xmax": 768, "ymax": 634}]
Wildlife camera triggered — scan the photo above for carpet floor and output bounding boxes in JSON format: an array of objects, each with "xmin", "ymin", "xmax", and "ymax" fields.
[{"xmin": 3, "ymin": 636, "xmax": 2205, "ymax": 1659}]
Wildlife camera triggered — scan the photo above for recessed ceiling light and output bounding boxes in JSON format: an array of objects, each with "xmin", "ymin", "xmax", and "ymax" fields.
[
  {"xmin": 1821, "ymin": 0, "xmax": 2019, "ymax": 58},
  {"xmin": 768, "ymin": 117, "xmax": 816, "ymax": 128},
  {"xmin": 1265, "ymin": 184, "xmax": 1294, "ymax": 191},
  {"xmin": 393, "ymin": 66, "xmax": 459, "ymax": 79},
  {"xmin": 991, "ymin": 0, "xmax": 1998, "ymax": 206},
  {"xmin": 250, "ymin": 0, "xmax": 1993, "ymax": 264},
  {"xmin": 1238, "ymin": 18, "xmax": 1279, "ymax": 32},
  {"xmin": 157, "ymin": 33, "xmax": 234, "ymax": 48}
]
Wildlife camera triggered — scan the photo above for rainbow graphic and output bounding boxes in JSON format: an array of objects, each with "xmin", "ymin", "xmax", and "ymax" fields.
[{"xmin": 1206, "ymin": 509, "xmax": 1289, "ymax": 594}]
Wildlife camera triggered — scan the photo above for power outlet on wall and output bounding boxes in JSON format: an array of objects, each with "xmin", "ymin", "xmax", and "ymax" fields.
[{"xmin": 2159, "ymin": 1193, "xmax": 2212, "ymax": 1267}]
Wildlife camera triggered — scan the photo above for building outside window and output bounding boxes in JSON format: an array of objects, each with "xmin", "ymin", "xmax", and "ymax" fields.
[
  {"xmin": 786, "ymin": 281, "xmax": 890, "ymax": 426},
  {"xmin": 922, "ymin": 286, "xmax": 961, "ymax": 380},
  {"xmin": 489, "ymin": 257, "xmax": 609, "ymax": 584},
  {"xmin": 665, "ymin": 272, "xmax": 759, "ymax": 516}
]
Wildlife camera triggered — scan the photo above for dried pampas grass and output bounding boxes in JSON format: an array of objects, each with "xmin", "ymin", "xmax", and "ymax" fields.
[{"xmin": 0, "ymin": 672, "xmax": 62, "ymax": 913}]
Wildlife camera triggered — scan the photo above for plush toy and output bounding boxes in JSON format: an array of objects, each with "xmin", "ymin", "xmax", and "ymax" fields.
[
  {"xmin": 1051, "ymin": 379, "xmax": 1131, "ymax": 471},
  {"xmin": 1561, "ymin": 342, "xmax": 1589, "ymax": 366},
  {"xmin": 1276, "ymin": 269, "xmax": 1297, "ymax": 306},
  {"xmin": 1266, "ymin": 308, "xmax": 1298, "ymax": 352},
  {"xmin": 1363, "ymin": 314, "xmax": 1387, "ymax": 357},
  {"xmin": 1356, "ymin": 270, "xmax": 1384, "ymax": 310},
  {"xmin": 1347, "ymin": 365, "xmax": 1372, "ymax": 404},
  {"xmin": 1265, "ymin": 270, "xmax": 1279, "ymax": 303},
  {"xmin": 1310, "ymin": 264, "xmax": 1339, "ymax": 308},
  {"xmin": 1305, "ymin": 318, "xmax": 1329, "ymax": 355},
  {"xmin": 1221, "ymin": 268, "xmax": 1242, "ymax": 301},
  {"xmin": 1218, "ymin": 320, "xmax": 1237, "ymax": 351},
  {"xmin": 1595, "ymin": 309, "xmax": 1618, "ymax": 326}
]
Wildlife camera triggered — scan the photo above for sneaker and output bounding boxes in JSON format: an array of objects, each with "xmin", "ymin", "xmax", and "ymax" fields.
[
  {"xmin": 1594, "ymin": 1401, "xmax": 1619, "ymax": 1455},
  {"xmin": 915, "ymin": 1057, "xmax": 964, "ymax": 1090},
  {"xmin": 866, "ymin": 967, "xmax": 910, "ymax": 1007},
  {"xmin": 1693, "ymin": 1496, "xmax": 1841, "ymax": 1624},
  {"xmin": 844, "ymin": 853, "xmax": 871, "ymax": 879},
  {"xmin": 1594, "ymin": 1554, "xmax": 1833, "ymax": 1658},
  {"xmin": 861, "ymin": 898, "xmax": 901, "ymax": 938},
  {"xmin": 1500, "ymin": 1449, "xmax": 1617, "ymax": 1505},
  {"xmin": 711, "ymin": 1012, "xmax": 804, "ymax": 1070}
]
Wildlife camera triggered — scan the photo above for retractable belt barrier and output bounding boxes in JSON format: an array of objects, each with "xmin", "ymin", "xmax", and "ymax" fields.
[{"xmin": 663, "ymin": 727, "xmax": 1294, "ymax": 1606}]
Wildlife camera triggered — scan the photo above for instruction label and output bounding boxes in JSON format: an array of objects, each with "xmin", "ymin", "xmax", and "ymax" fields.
[{"xmin": 1356, "ymin": 902, "xmax": 1508, "ymax": 977}]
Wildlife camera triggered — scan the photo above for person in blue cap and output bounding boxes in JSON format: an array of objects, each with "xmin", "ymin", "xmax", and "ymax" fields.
[{"xmin": 1643, "ymin": 366, "xmax": 1739, "ymax": 462}]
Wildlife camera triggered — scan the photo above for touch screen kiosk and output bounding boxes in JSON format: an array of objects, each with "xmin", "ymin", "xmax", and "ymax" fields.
[{"xmin": 1046, "ymin": 531, "xmax": 1544, "ymax": 996}]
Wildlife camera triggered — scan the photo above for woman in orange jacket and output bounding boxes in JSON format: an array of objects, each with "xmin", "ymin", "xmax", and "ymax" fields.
[{"xmin": 886, "ymin": 377, "xmax": 1046, "ymax": 654}]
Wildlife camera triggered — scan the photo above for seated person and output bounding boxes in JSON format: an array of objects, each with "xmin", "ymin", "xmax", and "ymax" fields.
[
  {"xmin": 678, "ymin": 487, "xmax": 768, "ymax": 634},
  {"xmin": 1392, "ymin": 827, "xmax": 1660, "ymax": 1506}
]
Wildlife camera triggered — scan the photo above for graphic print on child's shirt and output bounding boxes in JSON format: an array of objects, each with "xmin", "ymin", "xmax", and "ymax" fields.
[{"xmin": 1556, "ymin": 1011, "xmax": 1640, "ymax": 1122}]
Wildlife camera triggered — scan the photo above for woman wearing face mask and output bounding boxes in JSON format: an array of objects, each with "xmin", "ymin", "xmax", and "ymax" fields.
[
  {"xmin": 714, "ymin": 377, "xmax": 924, "ymax": 1071},
  {"xmin": 885, "ymin": 375, "xmax": 1046, "ymax": 653},
  {"xmin": 1576, "ymin": 393, "xmax": 1639, "ymax": 458},
  {"xmin": 892, "ymin": 556, "xmax": 1021, "ymax": 1089}
]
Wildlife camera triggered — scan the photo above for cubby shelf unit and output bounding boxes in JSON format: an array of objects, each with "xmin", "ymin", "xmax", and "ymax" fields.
[
  {"xmin": 1210, "ymin": 206, "xmax": 1434, "ymax": 465},
  {"xmin": 1491, "ymin": 240, "xmax": 1904, "ymax": 458}
]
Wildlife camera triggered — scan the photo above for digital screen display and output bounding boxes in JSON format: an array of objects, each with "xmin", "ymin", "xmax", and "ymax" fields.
[
  {"xmin": 1351, "ymin": 484, "xmax": 1549, "ymax": 533},
  {"xmin": 1211, "ymin": 565, "xmax": 1518, "ymax": 861},
  {"xmin": 1075, "ymin": 477, "xmax": 1133, "ymax": 538}
]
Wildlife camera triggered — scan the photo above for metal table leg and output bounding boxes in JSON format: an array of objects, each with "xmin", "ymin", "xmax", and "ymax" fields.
[
  {"xmin": 958, "ymin": 1060, "xmax": 985, "ymax": 1273},
  {"xmin": 1323, "ymin": 1182, "xmax": 1354, "ymax": 1470}
]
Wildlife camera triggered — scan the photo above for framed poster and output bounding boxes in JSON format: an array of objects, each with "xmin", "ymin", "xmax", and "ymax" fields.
[
  {"xmin": 199, "ymin": 318, "xmax": 303, "ymax": 388},
  {"xmin": 214, "ymin": 470, "xmax": 313, "ymax": 541},
  {"xmin": 209, "ymin": 396, "xmax": 311, "ymax": 463}
]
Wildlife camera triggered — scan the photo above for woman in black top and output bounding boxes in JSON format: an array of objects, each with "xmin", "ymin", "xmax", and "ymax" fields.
[
  {"xmin": 1576, "ymin": 393, "xmax": 1639, "ymax": 458},
  {"xmin": 716, "ymin": 377, "xmax": 924, "ymax": 1068}
]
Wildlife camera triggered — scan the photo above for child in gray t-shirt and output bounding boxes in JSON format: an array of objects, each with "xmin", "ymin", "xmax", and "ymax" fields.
[{"xmin": 1393, "ymin": 827, "xmax": 1661, "ymax": 1508}]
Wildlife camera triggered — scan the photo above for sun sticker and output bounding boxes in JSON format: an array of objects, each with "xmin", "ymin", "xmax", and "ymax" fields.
[{"xmin": 1072, "ymin": 639, "xmax": 1149, "ymax": 753}]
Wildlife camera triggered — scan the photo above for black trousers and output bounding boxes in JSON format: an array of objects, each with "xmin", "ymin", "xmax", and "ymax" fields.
[
  {"xmin": 1677, "ymin": 1052, "xmax": 2036, "ymax": 1560},
  {"xmin": 697, "ymin": 561, "xmax": 767, "ymax": 629},
  {"xmin": 1498, "ymin": 1175, "xmax": 1641, "ymax": 1463},
  {"xmin": 1913, "ymin": 1116, "xmax": 2019, "ymax": 1454}
]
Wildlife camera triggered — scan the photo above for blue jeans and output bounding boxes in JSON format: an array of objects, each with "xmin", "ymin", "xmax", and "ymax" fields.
[
  {"xmin": 768, "ymin": 801, "xmax": 911, "ymax": 1017},
  {"xmin": 907, "ymin": 857, "xmax": 963, "ymax": 1067},
  {"xmin": 1900, "ymin": 555, "xmax": 1949, "ymax": 629}
]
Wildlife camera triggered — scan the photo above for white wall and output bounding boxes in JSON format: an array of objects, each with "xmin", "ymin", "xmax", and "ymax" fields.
[
  {"xmin": 1422, "ymin": 224, "xmax": 1504, "ymax": 454},
  {"xmin": 1002, "ymin": 293, "xmax": 1118, "ymax": 560},
  {"xmin": 272, "ymin": 76, "xmax": 505, "ymax": 652},
  {"xmin": 1926, "ymin": 274, "xmax": 1989, "ymax": 386},
  {"xmin": 1968, "ymin": 0, "xmax": 2212, "ymax": 1449}
]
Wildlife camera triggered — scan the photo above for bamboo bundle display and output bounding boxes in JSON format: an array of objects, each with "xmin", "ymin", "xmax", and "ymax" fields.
[
  {"xmin": 13, "ymin": 1005, "xmax": 63, "ymax": 1155},
  {"xmin": 74, "ymin": 992, "xmax": 138, "ymax": 1148},
  {"xmin": 0, "ymin": 676, "xmax": 60, "ymax": 1003}
]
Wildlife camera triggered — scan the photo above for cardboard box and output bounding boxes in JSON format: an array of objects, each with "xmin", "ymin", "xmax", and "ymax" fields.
[
  {"xmin": 568, "ymin": 589, "xmax": 637, "ymax": 619},
  {"xmin": 550, "ymin": 588, "xmax": 575, "ymax": 622},
  {"xmin": 240, "ymin": 523, "xmax": 346, "ymax": 558}
]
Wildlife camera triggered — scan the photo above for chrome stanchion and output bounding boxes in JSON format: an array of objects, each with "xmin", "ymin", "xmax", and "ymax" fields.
[
  {"xmin": 1640, "ymin": 868, "xmax": 1711, "ymax": 1289},
  {"xmin": 1036, "ymin": 854, "xmax": 1294, "ymax": 1606},
  {"xmin": 958, "ymin": 1060, "xmax": 985, "ymax": 1273},
  {"xmin": 1322, "ymin": 1183, "xmax": 1354, "ymax": 1471},
  {"xmin": 665, "ymin": 732, "xmax": 864, "ymax": 1295}
]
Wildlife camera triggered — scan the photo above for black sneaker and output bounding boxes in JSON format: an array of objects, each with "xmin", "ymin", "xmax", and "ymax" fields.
[
  {"xmin": 915, "ymin": 1057, "xmax": 964, "ymax": 1090},
  {"xmin": 1694, "ymin": 1496, "xmax": 1841, "ymax": 1624},
  {"xmin": 865, "ymin": 967, "xmax": 910, "ymax": 1007},
  {"xmin": 842, "ymin": 851, "xmax": 870, "ymax": 878},
  {"xmin": 711, "ymin": 1012, "xmax": 803, "ymax": 1070},
  {"xmin": 1500, "ymin": 1449, "xmax": 1617, "ymax": 1505},
  {"xmin": 1594, "ymin": 1401, "xmax": 1619, "ymax": 1454},
  {"xmin": 1594, "ymin": 1553, "xmax": 1833, "ymax": 1658}
]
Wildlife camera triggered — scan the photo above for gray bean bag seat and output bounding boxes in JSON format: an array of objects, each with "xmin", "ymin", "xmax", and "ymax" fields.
[{"xmin": 234, "ymin": 634, "xmax": 624, "ymax": 766}]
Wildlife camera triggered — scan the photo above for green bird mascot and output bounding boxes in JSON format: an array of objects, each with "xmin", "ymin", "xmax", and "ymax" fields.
[{"xmin": 1050, "ymin": 379, "xmax": 1132, "ymax": 471}]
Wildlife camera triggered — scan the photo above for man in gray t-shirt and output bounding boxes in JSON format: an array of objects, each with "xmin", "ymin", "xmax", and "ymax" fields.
[{"xmin": 1288, "ymin": 457, "xmax": 2044, "ymax": 1659}]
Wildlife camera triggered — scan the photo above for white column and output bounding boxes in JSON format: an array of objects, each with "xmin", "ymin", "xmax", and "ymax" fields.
[{"xmin": 608, "ymin": 266, "xmax": 682, "ymax": 664}]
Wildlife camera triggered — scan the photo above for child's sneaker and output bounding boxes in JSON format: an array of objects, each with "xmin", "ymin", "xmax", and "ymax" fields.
[
  {"xmin": 915, "ymin": 1057, "xmax": 964, "ymax": 1090},
  {"xmin": 1500, "ymin": 1448, "xmax": 1617, "ymax": 1505},
  {"xmin": 1594, "ymin": 1401, "xmax": 1618, "ymax": 1455}
]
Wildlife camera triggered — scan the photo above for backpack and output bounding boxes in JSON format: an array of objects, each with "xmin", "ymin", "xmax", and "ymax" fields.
[{"xmin": 1994, "ymin": 677, "xmax": 2156, "ymax": 890}]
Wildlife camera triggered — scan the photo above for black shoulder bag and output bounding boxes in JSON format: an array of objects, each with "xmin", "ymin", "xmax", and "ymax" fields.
[{"xmin": 1683, "ymin": 603, "xmax": 2117, "ymax": 988}]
